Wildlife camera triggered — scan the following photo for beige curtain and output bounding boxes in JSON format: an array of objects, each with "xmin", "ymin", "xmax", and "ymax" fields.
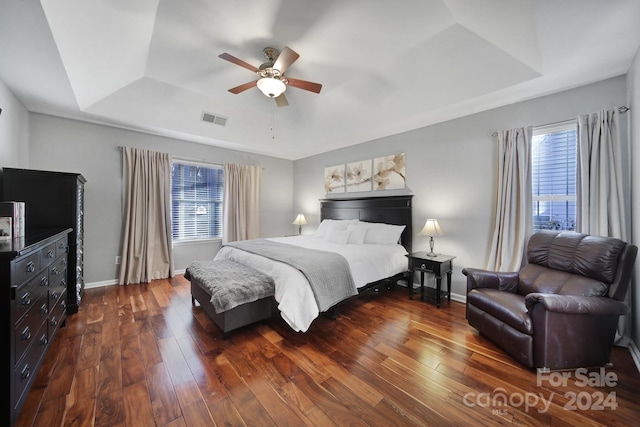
[
  {"xmin": 577, "ymin": 109, "xmax": 629, "ymax": 345},
  {"xmin": 223, "ymin": 163, "xmax": 261, "ymax": 243},
  {"xmin": 576, "ymin": 109, "xmax": 625, "ymax": 238},
  {"xmin": 486, "ymin": 127, "xmax": 533, "ymax": 271},
  {"xmin": 119, "ymin": 147, "xmax": 174, "ymax": 285}
]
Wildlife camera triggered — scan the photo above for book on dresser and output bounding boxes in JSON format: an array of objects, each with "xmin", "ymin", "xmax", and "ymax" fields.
[{"xmin": 0, "ymin": 201, "xmax": 25, "ymax": 239}]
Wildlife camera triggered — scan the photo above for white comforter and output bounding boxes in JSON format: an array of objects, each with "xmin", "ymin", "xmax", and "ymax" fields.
[{"xmin": 214, "ymin": 235, "xmax": 408, "ymax": 332}]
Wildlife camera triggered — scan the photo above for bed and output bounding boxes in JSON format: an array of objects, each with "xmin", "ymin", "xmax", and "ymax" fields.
[{"xmin": 188, "ymin": 195, "xmax": 413, "ymax": 333}]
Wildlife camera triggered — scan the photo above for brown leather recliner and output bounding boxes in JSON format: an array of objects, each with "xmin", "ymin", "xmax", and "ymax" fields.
[{"xmin": 463, "ymin": 230, "xmax": 637, "ymax": 371}]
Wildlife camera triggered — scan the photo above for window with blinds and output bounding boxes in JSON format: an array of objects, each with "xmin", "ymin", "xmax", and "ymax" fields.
[
  {"xmin": 171, "ymin": 161, "xmax": 224, "ymax": 241},
  {"xmin": 531, "ymin": 120, "xmax": 577, "ymax": 231}
]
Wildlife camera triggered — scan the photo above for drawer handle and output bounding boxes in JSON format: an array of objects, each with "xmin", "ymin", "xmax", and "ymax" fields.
[
  {"xmin": 61, "ymin": 301, "xmax": 66, "ymax": 309},
  {"xmin": 51, "ymin": 291, "xmax": 59, "ymax": 300},
  {"xmin": 61, "ymin": 258, "xmax": 67, "ymax": 266},
  {"xmin": 39, "ymin": 334, "xmax": 48, "ymax": 346},
  {"xmin": 47, "ymin": 250, "xmax": 54, "ymax": 259},
  {"xmin": 52, "ymin": 267, "xmax": 59, "ymax": 276},
  {"xmin": 59, "ymin": 242, "xmax": 67, "ymax": 251},
  {"xmin": 50, "ymin": 317, "xmax": 58, "ymax": 327},
  {"xmin": 26, "ymin": 261, "xmax": 36, "ymax": 273},
  {"xmin": 21, "ymin": 365, "xmax": 31, "ymax": 380},
  {"xmin": 21, "ymin": 293, "xmax": 32, "ymax": 306},
  {"xmin": 40, "ymin": 303, "xmax": 48, "ymax": 315},
  {"xmin": 21, "ymin": 326, "xmax": 32, "ymax": 341},
  {"xmin": 60, "ymin": 278, "xmax": 67, "ymax": 287}
]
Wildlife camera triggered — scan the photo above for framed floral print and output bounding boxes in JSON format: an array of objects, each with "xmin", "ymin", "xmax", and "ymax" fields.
[
  {"xmin": 346, "ymin": 160, "xmax": 372, "ymax": 192},
  {"xmin": 324, "ymin": 164, "xmax": 346, "ymax": 193},
  {"xmin": 373, "ymin": 153, "xmax": 406, "ymax": 190}
]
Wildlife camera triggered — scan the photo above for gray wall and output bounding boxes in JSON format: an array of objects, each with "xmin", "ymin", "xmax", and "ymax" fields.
[
  {"xmin": 0, "ymin": 79, "xmax": 30, "ymax": 167},
  {"xmin": 23, "ymin": 114, "xmax": 293, "ymax": 286},
  {"xmin": 629, "ymin": 47, "xmax": 640, "ymax": 355},
  {"xmin": 293, "ymin": 76, "xmax": 630, "ymax": 303}
]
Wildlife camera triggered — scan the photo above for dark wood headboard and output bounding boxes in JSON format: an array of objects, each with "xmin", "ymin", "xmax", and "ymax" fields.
[{"xmin": 319, "ymin": 195, "xmax": 413, "ymax": 252}]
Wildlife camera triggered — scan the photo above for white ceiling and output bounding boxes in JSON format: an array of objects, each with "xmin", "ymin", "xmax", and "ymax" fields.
[{"xmin": 1, "ymin": 0, "xmax": 639, "ymax": 160}]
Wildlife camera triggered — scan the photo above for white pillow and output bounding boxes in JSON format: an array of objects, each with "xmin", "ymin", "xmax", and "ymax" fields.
[
  {"xmin": 314, "ymin": 219, "xmax": 358, "ymax": 237},
  {"xmin": 314, "ymin": 219, "xmax": 333, "ymax": 237},
  {"xmin": 346, "ymin": 224, "xmax": 368, "ymax": 244},
  {"xmin": 325, "ymin": 229, "xmax": 351, "ymax": 244},
  {"xmin": 362, "ymin": 222, "xmax": 406, "ymax": 245}
]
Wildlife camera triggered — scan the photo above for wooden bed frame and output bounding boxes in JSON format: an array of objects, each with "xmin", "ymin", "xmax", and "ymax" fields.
[
  {"xmin": 320, "ymin": 195, "xmax": 413, "ymax": 310},
  {"xmin": 190, "ymin": 195, "xmax": 413, "ymax": 334}
]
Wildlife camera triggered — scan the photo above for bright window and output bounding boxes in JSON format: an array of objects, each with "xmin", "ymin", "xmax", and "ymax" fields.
[
  {"xmin": 531, "ymin": 121, "xmax": 577, "ymax": 231},
  {"xmin": 171, "ymin": 161, "xmax": 224, "ymax": 241}
]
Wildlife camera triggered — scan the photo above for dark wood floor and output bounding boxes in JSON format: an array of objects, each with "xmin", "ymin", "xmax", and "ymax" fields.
[{"xmin": 15, "ymin": 275, "xmax": 640, "ymax": 426}]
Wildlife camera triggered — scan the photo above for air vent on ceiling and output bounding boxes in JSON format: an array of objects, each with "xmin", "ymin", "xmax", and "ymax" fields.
[{"xmin": 201, "ymin": 111, "xmax": 228, "ymax": 126}]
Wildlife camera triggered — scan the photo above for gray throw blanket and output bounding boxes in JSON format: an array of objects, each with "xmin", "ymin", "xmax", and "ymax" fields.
[
  {"xmin": 186, "ymin": 259, "xmax": 275, "ymax": 314},
  {"xmin": 224, "ymin": 239, "xmax": 357, "ymax": 311}
]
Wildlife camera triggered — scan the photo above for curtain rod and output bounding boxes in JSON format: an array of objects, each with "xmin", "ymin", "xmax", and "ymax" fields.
[
  {"xmin": 491, "ymin": 106, "xmax": 630, "ymax": 137},
  {"xmin": 116, "ymin": 146, "xmax": 223, "ymax": 167}
]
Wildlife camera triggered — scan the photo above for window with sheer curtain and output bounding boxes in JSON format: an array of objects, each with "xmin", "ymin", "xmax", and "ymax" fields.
[
  {"xmin": 531, "ymin": 121, "xmax": 577, "ymax": 231},
  {"xmin": 171, "ymin": 161, "xmax": 224, "ymax": 241}
]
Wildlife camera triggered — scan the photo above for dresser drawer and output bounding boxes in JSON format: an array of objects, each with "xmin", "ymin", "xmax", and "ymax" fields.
[
  {"xmin": 13, "ymin": 250, "xmax": 41, "ymax": 286},
  {"xmin": 49, "ymin": 256, "xmax": 67, "ymax": 287},
  {"xmin": 14, "ymin": 299, "xmax": 49, "ymax": 365},
  {"xmin": 13, "ymin": 320, "xmax": 48, "ymax": 411},
  {"xmin": 48, "ymin": 291, "xmax": 67, "ymax": 341},
  {"xmin": 49, "ymin": 265, "xmax": 67, "ymax": 299},
  {"xmin": 408, "ymin": 257, "xmax": 434, "ymax": 272},
  {"xmin": 12, "ymin": 272, "xmax": 49, "ymax": 325},
  {"xmin": 55, "ymin": 235, "xmax": 68, "ymax": 258},
  {"xmin": 41, "ymin": 241, "xmax": 58, "ymax": 268}
]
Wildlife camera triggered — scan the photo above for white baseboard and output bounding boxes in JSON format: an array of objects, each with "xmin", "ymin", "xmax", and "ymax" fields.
[
  {"xmin": 85, "ymin": 279, "xmax": 118, "ymax": 289},
  {"xmin": 85, "ymin": 269, "xmax": 189, "ymax": 290}
]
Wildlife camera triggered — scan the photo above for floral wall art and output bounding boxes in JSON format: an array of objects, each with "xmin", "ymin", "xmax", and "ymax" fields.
[
  {"xmin": 373, "ymin": 153, "xmax": 406, "ymax": 190},
  {"xmin": 324, "ymin": 153, "xmax": 406, "ymax": 194},
  {"xmin": 324, "ymin": 164, "xmax": 345, "ymax": 193},
  {"xmin": 346, "ymin": 160, "xmax": 372, "ymax": 192}
]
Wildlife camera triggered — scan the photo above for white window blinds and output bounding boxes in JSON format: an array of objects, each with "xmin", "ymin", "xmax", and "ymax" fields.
[
  {"xmin": 171, "ymin": 161, "xmax": 224, "ymax": 241},
  {"xmin": 531, "ymin": 120, "xmax": 577, "ymax": 231}
]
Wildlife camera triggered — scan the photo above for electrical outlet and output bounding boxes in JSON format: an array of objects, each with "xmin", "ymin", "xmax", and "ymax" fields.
[{"xmin": 115, "ymin": 256, "xmax": 121, "ymax": 265}]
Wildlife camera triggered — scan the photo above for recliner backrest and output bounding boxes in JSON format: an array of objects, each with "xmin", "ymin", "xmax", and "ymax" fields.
[{"xmin": 519, "ymin": 230, "xmax": 634, "ymax": 300}]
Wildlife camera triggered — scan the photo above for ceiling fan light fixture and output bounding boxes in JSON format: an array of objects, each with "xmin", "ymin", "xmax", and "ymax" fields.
[{"xmin": 257, "ymin": 77, "xmax": 286, "ymax": 98}]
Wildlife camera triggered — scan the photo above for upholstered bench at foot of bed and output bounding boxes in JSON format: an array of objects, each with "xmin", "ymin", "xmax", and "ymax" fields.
[{"xmin": 185, "ymin": 259, "xmax": 276, "ymax": 338}]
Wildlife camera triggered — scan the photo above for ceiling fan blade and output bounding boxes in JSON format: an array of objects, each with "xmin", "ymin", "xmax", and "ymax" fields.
[
  {"xmin": 228, "ymin": 80, "xmax": 258, "ymax": 94},
  {"xmin": 275, "ymin": 93, "xmax": 289, "ymax": 107},
  {"xmin": 273, "ymin": 46, "xmax": 299, "ymax": 74},
  {"xmin": 219, "ymin": 53, "xmax": 259, "ymax": 73},
  {"xmin": 286, "ymin": 77, "xmax": 322, "ymax": 94}
]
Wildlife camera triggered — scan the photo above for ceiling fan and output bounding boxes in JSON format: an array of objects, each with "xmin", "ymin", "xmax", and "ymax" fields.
[{"xmin": 219, "ymin": 46, "xmax": 322, "ymax": 107}]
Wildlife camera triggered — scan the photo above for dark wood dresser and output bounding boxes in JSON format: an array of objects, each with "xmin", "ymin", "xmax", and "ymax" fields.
[
  {"xmin": 0, "ymin": 168, "xmax": 86, "ymax": 314},
  {"xmin": 2, "ymin": 228, "xmax": 71, "ymax": 425}
]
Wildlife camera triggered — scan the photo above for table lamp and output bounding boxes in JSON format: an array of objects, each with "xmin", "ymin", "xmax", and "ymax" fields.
[
  {"xmin": 292, "ymin": 214, "xmax": 307, "ymax": 235},
  {"xmin": 418, "ymin": 219, "xmax": 444, "ymax": 257}
]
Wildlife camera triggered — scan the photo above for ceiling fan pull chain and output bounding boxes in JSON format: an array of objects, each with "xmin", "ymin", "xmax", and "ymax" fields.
[{"xmin": 271, "ymin": 106, "xmax": 276, "ymax": 140}]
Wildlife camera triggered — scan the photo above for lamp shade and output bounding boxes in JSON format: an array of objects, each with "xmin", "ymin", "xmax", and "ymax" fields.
[
  {"xmin": 418, "ymin": 219, "xmax": 444, "ymax": 237},
  {"xmin": 257, "ymin": 77, "xmax": 286, "ymax": 98},
  {"xmin": 292, "ymin": 214, "xmax": 307, "ymax": 226}
]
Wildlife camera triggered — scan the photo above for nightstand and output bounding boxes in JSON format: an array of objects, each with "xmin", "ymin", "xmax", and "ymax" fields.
[{"xmin": 406, "ymin": 252, "xmax": 456, "ymax": 308}]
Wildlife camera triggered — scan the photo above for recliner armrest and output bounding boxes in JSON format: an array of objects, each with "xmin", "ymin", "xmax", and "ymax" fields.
[
  {"xmin": 525, "ymin": 293, "xmax": 630, "ymax": 316},
  {"xmin": 462, "ymin": 268, "xmax": 519, "ymax": 293}
]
